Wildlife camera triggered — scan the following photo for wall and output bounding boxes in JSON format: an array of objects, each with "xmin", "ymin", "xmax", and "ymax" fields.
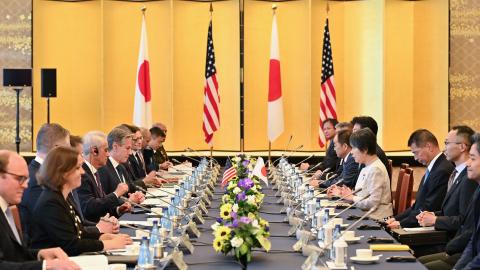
[{"xmin": 32, "ymin": 0, "xmax": 449, "ymax": 152}]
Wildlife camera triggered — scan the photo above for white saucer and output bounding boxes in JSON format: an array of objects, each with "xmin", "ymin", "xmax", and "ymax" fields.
[
  {"xmin": 350, "ymin": 255, "xmax": 381, "ymax": 264},
  {"xmin": 343, "ymin": 236, "xmax": 361, "ymax": 244}
]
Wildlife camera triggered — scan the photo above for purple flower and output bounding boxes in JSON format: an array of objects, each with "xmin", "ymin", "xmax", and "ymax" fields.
[
  {"xmin": 216, "ymin": 218, "xmax": 223, "ymax": 224},
  {"xmin": 238, "ymin": 178, "xmax": 254, "ymax": 190},
  {"xmin": 239, "ymin": 216, "xmax": 251, "ymax": 224},
  {"xmin": 242, "ymin": 160, "xmax": 250, "ymax": 166},
  {"xmin": 265, "ymin": 226, "xmax": 270, "ymax": 232},
  {"xmin": 236, "ymin": 192, "xmax": 246, "ymax": 201},
  {"xmin": 231, "ymin": 211, "xmax": 237, "ymax": 219},
  {"xmin": 232, "ymin": 219, "xmax": 239, "ymax": 228}
]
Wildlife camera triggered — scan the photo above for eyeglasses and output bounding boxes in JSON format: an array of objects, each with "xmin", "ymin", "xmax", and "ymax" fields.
[
  {"xmin": 444, "ymin": 140, "xmax": 465, "ymax": 146},
  {"xmin": 0, "ymin": 170, "xmax": 29, "ymax": 184}
]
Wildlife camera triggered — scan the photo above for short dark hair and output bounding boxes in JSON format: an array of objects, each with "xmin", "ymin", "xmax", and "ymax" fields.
[
  {"xmin": 36, "ymin": 123, "xmax": 70, "ymax": 153},
  {"xmin": 336, "ymin": 122, "xmax": 353, "ymax": 131},
  {"xmin": 336, "ymin": 129, "xmax": 352, "ymax": 147},
  {"xmin": 350, "ymin": 128, "xmax": 376, "ymax": 155},
  {"xmin": 150, "ymin": 126, "xmax": 165, "ymax": 138},
  {"xmin": 323, "ymin": 118, "xmax": 339, "ymax": 127},
  {"xmin": 452, "ymin": 125, "xmax": 475, "ymax": 149},
  {"xmin": 69, "ymin": 135, "xmax": 83, "ymax": 148},
  {"xmin": 408, "ymin": 129, "xmax": 439, "ymax": 148},
  {"xmin": 471, "ymin": 133, "xmax": 480, "ymax": 154},
  {"xmin": 121, "ymin": 124, "xmax": 140, "ymax": 133},
  {"xmin": 107, "ymin": 127, "xmax": 132, "ymax": 151},
  {"xmin": 351, "ymin": 116, "xmax": 378, "ymax": 135}
]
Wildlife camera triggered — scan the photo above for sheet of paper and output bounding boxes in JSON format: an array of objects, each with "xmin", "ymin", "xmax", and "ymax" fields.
[
  {"xmin": 69, "ymin": 255, "xmax": 108, "ymax": 270},
  {"xmin": 403, "ymin": 226, "xmax": 435, "ymax": 232}
]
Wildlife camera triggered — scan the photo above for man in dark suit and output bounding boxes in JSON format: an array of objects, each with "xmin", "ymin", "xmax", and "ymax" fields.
[
  {"xmin": 19, "ymin": 123, "xmax": 70, "ymax": 243},
  {"xmin": 351, "ymin": 116, "xmax": 390, "ymax": 172},
  {"xmin": 387, "ymin": 129, "xmax": 454, "ymax": 228},
  {"xmin": 0, "ymin": 150, "xmax": 79, "ymax": 270},
  {"xmin": 76, "ymin": 131, "xmax": 132, "ymax": 222},
  {"xmin": 120, "ymin": 124, "xmax": 147, "ymax": 179},
  {"xmin": 143, "ymin": 127, "xmax": 168, "ymax": 173},
  {"xmin": 417, "ymin": 126, "xmax": 477, "ymax": 233},
  {"xmin": 454, "ymin": 133, "xmax": 480, "ymax": 270},
  {"xmin": 98, "ymin": 127, "xmax": 158, "ymax": 203},
  {"xmin": 311, "ymin": 129, "xmax": 359, "ymax": 189}
]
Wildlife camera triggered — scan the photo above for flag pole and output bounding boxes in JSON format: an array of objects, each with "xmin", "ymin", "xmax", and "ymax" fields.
[
  {"xmin": 326, "ymin": 0, "xmax": 330, "ymax": 14},
  {"xmin": 141, "ymin": 5, "xmax": 146, "ymax": 15},
  {"xmin": 269, "ymin": 4, "xmax": 276, "ymax": 168}
]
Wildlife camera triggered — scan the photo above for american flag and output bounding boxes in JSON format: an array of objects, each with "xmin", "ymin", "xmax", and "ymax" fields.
[
  {"xmin": 319, "ymin": 18, "xmax": 337, "ymax": 148},
  {"xmin": 202, "ymin": 20, "xmax": 220, "ymax": 146},
  {"xmin": 221, "ymin": 159, "xmax": 237, "ymax": 187}
]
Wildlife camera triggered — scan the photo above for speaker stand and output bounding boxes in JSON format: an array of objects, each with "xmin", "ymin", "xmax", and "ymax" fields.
[
  {"xmin": 14, "ymin": 88, "xmax": 23, "ymax": 153},
  {"xmin": 47, "ymin": 96, "xmax": 50, "ymax": 124}
]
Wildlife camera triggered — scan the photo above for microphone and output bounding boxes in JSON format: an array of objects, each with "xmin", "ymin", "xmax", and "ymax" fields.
[
  {"xmin": 321, "ymin": 187, "xmax": 363, "ymax": 209},
  {"xmin": 171, "ymin": 158, "xmax": 182, "ymax": 165},
  {"xmin": 185, "ymin": 147, "xmax": 219, "ymax": 165},
  {"xmin": 284, "ymin": 135, "xmax": 293, "ymax": 152},
  {"xmin": 329, "ymin": 193, "xmax": 371, "ymax": 220},
  {"xmin": 181, "ymin": 154, "xmax": 201, "ymax": 163},
  {"xmin": 272, "ymin": 144, "xmax": 304, "ymax": 165},
  {"xmin": 294, "ymin": 154, "xmax": 314, "ymax": 167},
  {"xmin": 120, "ymin": 197, "xmax": 183, "ymax": 224},
  {"xmin": 299, "ymin": 162, "xmax": 325, "ymax": 176},
  {"xmin": 325, "ymin": 173, "xmax": 337, "ymax": 181},
  {"xmin": 133, "ymin": 187, "xmax": 192, "ymax": 215}
]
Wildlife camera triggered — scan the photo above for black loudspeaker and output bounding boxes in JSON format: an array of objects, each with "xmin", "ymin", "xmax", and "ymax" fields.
[
  {"xmin": 3, "ymin": 69, "xmax": 32, "ymax": 87},
  {"xmin": 41, "ymin": 68, "xmax": 57, "ymax": 98}
]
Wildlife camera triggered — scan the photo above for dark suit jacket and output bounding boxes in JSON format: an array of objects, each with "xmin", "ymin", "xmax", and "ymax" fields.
[
  {"xmin": 454, "ymin": 187, "xmax": 480, "ymax": 270},
  {"xmin": 0, "ymin": 208, "xmax": 41, "ymax": 270},
  {"xmin": 395, "ymin": 153, "xmax": 454, "ymax": 227},
  {"xmin": 319, "ymin": 141, "xmax": 339, "ymax": 172},
  {"xmin": 128, "ymin": 154, "xmax": 146, "ymax": 179},
  {"xmin": 446, "ymin": 187, "xmax": 480, "ymax": 255},
  {"xmin": 19, "ymin": 160, "xmax": 42, "ymax": 243},
  {"xmin": 434, "ymin": 167, "xmax": 477, "ymax": 233},
  {"xmin": 98, "ymin": 159, "xmax": 145, "ymax": 195},
  {"xmin": 143, "ymin": 147, "xmax": 159, "ymax": 173},
  {"xmin": 76, "ymin": 163, "xmax": 121, "ymax": 222},
  {"xmin": 154, "ymin": 145, "xmax": 169, "ymax": 165},
  {"xmin": 30, "ymin": 188, "xmax": 103, "ymax": 256},
  {"xmin": 320, "ymin": 153, "xmax": 359, "ymax": 189}
]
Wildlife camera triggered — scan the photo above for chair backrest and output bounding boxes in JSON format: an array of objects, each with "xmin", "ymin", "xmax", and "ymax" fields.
[
  {"xmin": 397, "ymin": 170, "xmax": 413, "ymax": 214},
  {"xmin": 393, "ymin": 168, "xmax": 407, "ymax": 215},
  {"xmin": 405, "ymin": 167, "xmax": 414, "ymax": 209},
  {"xmin": 9, "ymin": 205, "xmax": 23, "ymax": 237},
  {"xmin": 387, "ymin": 159, "xmax": 393, "ymax": 182}
]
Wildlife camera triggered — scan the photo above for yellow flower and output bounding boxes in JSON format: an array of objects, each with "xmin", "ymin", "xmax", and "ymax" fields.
[
  {"xmin": 248, "ymin": 212, "xmax": 256, "ymax": 220},
  {"xmin": 220, "ymin": 203, "xmax": 233, "ymax": 220},
  {"xmin": 215, "ymin": 226, "xmax": 231, "ymax": 240},
  {"xmin": 213, "ymin": 237, "xmax": 223, "ymax": 252}
]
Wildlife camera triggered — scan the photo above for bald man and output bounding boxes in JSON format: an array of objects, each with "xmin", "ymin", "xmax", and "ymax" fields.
[{"xmin": 0, "ymin": 150, "xmax": 79, "ymax": 270}]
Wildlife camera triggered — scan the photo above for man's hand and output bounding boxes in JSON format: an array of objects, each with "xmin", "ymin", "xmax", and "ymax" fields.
[
  {"xmin": 312, "ymin": 170, "xmax": 322, "ymax": 180},
  {"xmin": 114, "ymin": 183, "xmax": 129, "ymax": 197},
  {"xmin": 159, "ymin": 161, "xmax": 173, "ymax": 170},
  {"xmin": 300, "ymin": 163, "xmax": 310, "ymax": 171},
  {"xmin": 417, "ymin": 212, "xmax": 436, "ymax": 227},
  {"xmin": 96, "ymin": 216, "xmax": 114, "ymax": 234},
  {"xmin": 45, "ymin": 260, "xmax": 81, "ymax": 270},
  {"xmin": 38, "ymin": 247, "xmax": 68, "ymax": 260},
  {"xmin": 142, "ymin": 171, "xmax": 157, "ymax": 185},
  {"xmin": 118, "ymin": 202, "xmax": 132, "ymax": 214},
  {"xmin": 309, "ymin": 179, "xmax": 320, "ymax": 187},
  {"xmin": 128, "ymin": 191, "xmax": 145, "ymax": 204},
  {"xmin": 386, "ymin": 218, "xmax": 401, "ymax": 229}
]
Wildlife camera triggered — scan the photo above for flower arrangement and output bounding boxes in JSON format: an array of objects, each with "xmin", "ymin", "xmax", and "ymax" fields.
[{"xmin": 212, "ymin": 155, "xmax": 271, "ymax": 269}]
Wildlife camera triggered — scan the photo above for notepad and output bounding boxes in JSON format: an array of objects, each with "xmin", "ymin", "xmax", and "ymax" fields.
[
  {"xmin": 370, "ymin": 244, "xmax": 410, "ymax": 251},
  {"xmin": 403, "ymin": 227, "xmax": 435, "ymax": 232},
  {"xmin": 69, "ymin": 255, "xmax": 108, "ymax": 270}
]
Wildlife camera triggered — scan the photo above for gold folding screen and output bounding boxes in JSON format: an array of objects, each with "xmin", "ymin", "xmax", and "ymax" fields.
[{"xmin": 32, "ymin": 0, "xmax": 449, "ymax": 152}]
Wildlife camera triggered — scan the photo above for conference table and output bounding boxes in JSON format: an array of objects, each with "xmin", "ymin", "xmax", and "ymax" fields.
[{"xmin": 120, "ymin": 182, "xmax": 427, "ymax": 269}]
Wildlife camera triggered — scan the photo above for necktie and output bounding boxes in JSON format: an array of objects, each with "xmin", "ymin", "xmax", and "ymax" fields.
[
  {"xmin": 115, "ymin": 166, "xmax": 126, "ymax": 183},
  {"xmin": 136, "ymin": 152, "xmax": 146, "ymax": 172},
  {"xmin": 447, "ymin": 169, "xmax": 458, "ymax": 192},
  {"xmin": 5, "ymin": 208, "xmax": 21, "ymax": 244},
  {"xmin": 423, "ymin": 168, "xmax": 431, "ymax": 185},
  {"xmin": 94, "ymin": 172, "xmax": 105, "ymax": 197}
]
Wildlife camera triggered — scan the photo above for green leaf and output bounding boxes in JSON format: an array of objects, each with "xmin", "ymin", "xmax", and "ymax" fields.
[
  {"xmin": 239, "ymin": 243, "xmax": 249, "ymax": 255},
  {"xmin": 256, "ymin": 235, "xmax": 271, "ymax": 252}
]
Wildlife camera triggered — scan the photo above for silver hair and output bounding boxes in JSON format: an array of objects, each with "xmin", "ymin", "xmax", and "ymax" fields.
[{"xmin": 82, "ymin": 131, "xmax": 107, "ymax": 156}]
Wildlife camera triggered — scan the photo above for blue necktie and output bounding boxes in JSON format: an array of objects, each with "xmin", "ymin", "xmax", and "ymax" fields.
[{"xmin": 423, "ymin": 169, "xmax": 430, "ymax": 185}]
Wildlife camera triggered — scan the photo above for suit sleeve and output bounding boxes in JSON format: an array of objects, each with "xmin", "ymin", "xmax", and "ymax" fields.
[
  {"xmin": 340, "ymin": 160, "xmax": 359, "ymax": 188},
  {"xmin": 0, "ymin": 260, "xmax": 42, "ymax": 270},
  {"xmin": 77, "ymin": 175, "xmax": 120, "ymax": 222},
  {"xmin": 435, "ymin": 178, "xmax": 477, "ymax": 232},
  {"xmin": 454, "ymin": 238, "xmax": 474, "ymax": 270}
]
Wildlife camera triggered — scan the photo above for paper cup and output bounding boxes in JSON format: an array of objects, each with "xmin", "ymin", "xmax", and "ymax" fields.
[
  {"xmin": 342, "ymin": 230, "xmax": 355, "ymax": 240},
  {"xmin": 356, "ymin": 249, "xmax": 373, "ymax": 259},
  {"xmin": 108, "ymin": 264, "xmax": 126, "ymax": 270}
]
